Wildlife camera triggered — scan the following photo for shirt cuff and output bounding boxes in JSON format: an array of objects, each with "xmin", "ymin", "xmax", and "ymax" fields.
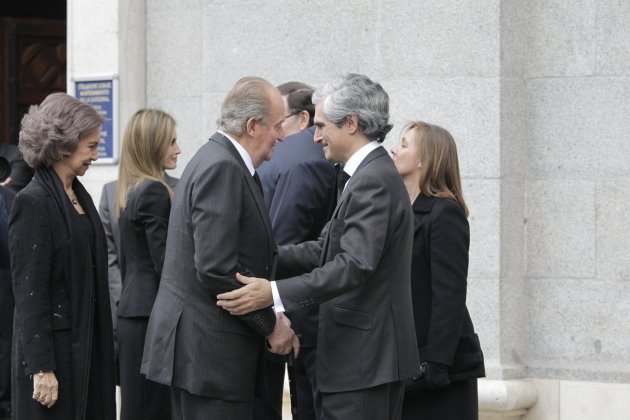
[{"xmin": 270, "ymin": 281, "xmax": 286, "ymax": 313}]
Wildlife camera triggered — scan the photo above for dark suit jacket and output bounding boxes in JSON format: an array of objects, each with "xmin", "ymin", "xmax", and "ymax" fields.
[
  {"xmin": 0, "ymin": 186, "xmax": 15, "ymax": 413},
  {"xmin": 0, "ymin": 144, "xmax": 33, "ymax": 192},
  {"xmin": 257, "ymin": 126, "xmax": 336, "ymax": 346},
  {"xmin": 276, "ymin": 146, "xmax": 420, "ymax": 393},
  {"xmin": 411, "ymin": 195, "xmax": 484, "ymax": 382},
  {"xmin": 118, "ymin": 180, "xmax": 171, "ymax": 317},
  {"xmin": 99, "ymin": 175, "xmax": 177, "ymax": 323},
  {"xmin": 141, "ymin": 133, "xmax": 278, "ymax": 402},
  {"xmin": 0, "ymin": 188, "xmax": 13, "ymax": 269}
]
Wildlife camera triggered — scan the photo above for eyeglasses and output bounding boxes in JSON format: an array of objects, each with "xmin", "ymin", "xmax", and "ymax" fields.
[{"xmin": 283, "ymin": 110, "xmax": 300, "ymax": 120}]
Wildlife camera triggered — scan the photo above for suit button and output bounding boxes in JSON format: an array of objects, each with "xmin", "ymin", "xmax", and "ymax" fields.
[{"xmin": 265, "ymin": 265, "xmax": 269, "ymax": 271}]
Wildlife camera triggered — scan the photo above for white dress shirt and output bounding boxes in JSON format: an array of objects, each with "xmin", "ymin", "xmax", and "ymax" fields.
[{"xmin": 219, "ymin": 130, "xmax": 255, "ymax": 176}]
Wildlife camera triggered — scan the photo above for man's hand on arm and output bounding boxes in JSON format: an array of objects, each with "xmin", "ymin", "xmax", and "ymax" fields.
[
  {"xmin": 266, "ymin": 313, "xmax": 300, "ymax": 357},
  {"xmin": 216, "ymin": 272, "xmax": 274, "ymax": 315}
]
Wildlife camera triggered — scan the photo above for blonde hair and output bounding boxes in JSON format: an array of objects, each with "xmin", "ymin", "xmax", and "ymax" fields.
[
  {"xmin": 406, "ymin": 121, "xmax": 468, "ymax": 217},
  {"xmin": 115, "ymin": 109, "xmax": 176, "ymax": 217}
]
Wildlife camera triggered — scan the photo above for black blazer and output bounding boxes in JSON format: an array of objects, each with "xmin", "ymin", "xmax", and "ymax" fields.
[
  {"xmin": 141, "ymin": 133, "xmax": 277, "ymax": 402},
  {"xmin": 99, "ymin": 174, "xmax": 178, "ymax": 322},
  {"xmin": 411, "ymin": 195, "xmax": 484, "ymax": 382},
  {"xmin": 118, "ymin": 179, "xmax": 171, "ymax": 318}
]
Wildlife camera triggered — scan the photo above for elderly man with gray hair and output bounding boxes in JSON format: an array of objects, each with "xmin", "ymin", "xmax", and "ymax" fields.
[
  {"xmin": 217, "ymin": 73, "xmax": 420, "ymax": 420},
  {"xmin": 141, "ymin": 76, "xmax": 299, "ymax": 420}
]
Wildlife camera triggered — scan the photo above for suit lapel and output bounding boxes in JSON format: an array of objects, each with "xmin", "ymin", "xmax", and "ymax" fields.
[
  {"xmin": 321, "ymin": 146, "xmax": 387, "ymax": 263},
  {"xmin": 333, "ymin": 146, "xmax": 387, "ymax": 212},
  {"xmin": 320, "ymin": 146, "xmax": 387, "ymax": 265},
  {"xmin": 210, "ymin": 133, "xmax": 275, "ymax": 253}
]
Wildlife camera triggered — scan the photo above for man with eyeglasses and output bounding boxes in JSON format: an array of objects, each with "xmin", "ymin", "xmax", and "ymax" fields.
[{"xmin": 255, "ymin": 82, "xmax": 336, "ymax": 420}]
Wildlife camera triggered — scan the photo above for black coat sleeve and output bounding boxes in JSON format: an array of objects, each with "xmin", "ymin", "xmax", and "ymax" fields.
[
  {"xmin": 136, "ymin": 181, "xmax": 171, "ymax": 279},
  {"xmin": 421, "ymin": 200, "xmax": 470, "ymax": 366},
  {"xmin": 9, "ymin": 192, "xmax": 57, "ymax": 375}
]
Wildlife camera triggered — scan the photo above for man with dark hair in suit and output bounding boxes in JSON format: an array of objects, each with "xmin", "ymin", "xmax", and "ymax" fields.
[
  {"xmin": 141, "ymin": 76, "xmax": 299, "ymax": 420},
  {"xmin": 218, "ymin": 73, "xmax": 420, "ymax": 420},
  {"xmin": 254, "ymin": 82, "xmax": 336, "ymax": 420}
]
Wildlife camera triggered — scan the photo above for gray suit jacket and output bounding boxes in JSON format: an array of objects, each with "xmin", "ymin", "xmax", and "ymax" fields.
[
  {"xmin": 99, "ymin": 181, "xmax": 122, "ymax": 328},
  {"xmin": 141, "ymin": 133, "xmax": 277, "ymax": 402},
  {"xmin": 276, "ymin": 146, "xmax": 420, "ymax": 393}
]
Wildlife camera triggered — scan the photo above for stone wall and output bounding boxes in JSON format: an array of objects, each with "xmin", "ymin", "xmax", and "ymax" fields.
[{"xmin": 67, "ymin": 0, "xmax": 630, "ymax": 417}]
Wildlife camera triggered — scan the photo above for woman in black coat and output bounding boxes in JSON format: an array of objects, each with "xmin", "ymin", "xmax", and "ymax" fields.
[
  {"xmin": 391, "ymin": 121, "xmax": 485, "ymax": 420},
  {"xmin": 9, "ymin": 93, "xmax": 116, "ymax": 420},
  {"xmin": 115, "ymin": 109, "xmax": 179, "ymax": 420}
]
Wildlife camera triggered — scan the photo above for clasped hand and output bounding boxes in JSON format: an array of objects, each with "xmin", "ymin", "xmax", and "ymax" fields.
[
  {"xmin": 217, "ymin": 273, "xmax": 299, "ymax": 357},
  {"xmin": 267, "ymin": 312, "xmax": 300, "ymax": 358}
]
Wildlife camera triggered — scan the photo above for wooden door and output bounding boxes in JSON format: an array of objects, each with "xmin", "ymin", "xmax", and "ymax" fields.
[{"xmin": 0, "ymin": 17, "xmax": 66, "ymax": 144}]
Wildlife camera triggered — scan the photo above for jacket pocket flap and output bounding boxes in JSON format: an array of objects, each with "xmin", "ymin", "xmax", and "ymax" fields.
[{"xmin": 333, "ymin": 306, "xmax": 372, "ymax": 330}]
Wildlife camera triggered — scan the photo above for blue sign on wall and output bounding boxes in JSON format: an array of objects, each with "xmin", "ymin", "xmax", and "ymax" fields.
[{"xmin": 72, "ymin": 76, "xmax": 118, "ymax": 163}]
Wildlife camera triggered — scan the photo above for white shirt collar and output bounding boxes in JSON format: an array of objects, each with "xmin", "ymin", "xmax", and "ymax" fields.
[
  {"xmin": 343, "ymin": 140, "xmax": 381, "ymax": 178},
  {"xmin": 219, "ymin": 130, "xmax": 255, "ymax": 176}
]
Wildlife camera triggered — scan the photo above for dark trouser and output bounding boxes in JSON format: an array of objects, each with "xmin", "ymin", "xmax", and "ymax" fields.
[
  {"xmin": 294, "ymin": 345, "xmax": 322, "ymax": 420},
  {"xmin": 171, "ymin": 386, "xmax": 251, "ymax": 420},
  {"xmin": 321, "ymin": 381, "xmax": 404, "ymax": 420},
  {"xmin": 252, "ymin": 353, "xmax": 284, "ymax": 420},
  {"xmin": 402, "ymin": 378, "xmax": 478, "ymax": 420},
  {"xmin": 118, "ymin": 316, "xmax": 171, "ymax": 420}
]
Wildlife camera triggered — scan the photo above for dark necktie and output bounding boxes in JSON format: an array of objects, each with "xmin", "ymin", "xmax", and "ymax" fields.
[
  {"xmin": 253, "ymin": 171, "xmax": 264, "ymax": 197},
  {"xmin": 337, "ymin": 170, "xmax": 350, "ymax": 201}
]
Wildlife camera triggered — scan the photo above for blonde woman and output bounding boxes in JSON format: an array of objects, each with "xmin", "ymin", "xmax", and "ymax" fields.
[
  {"xmin": 391, "ymin": 122, "xmax": 485, "ymax": 420},
  {"xmin": 115, "ymin": 109, "xmax": 180, "ymax": 420}
]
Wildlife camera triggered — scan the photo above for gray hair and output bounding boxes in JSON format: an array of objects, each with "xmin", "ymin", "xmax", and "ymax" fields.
[
  {"xmin": 216, "ymin": 77, "xmax": 277, "ymax": 137},
  {"xmin": 19, "ymin": 92, "xmax": 104, "ymax": 168},
  {"xmin": 312, "ymin": 73, "xmax": 392, "ymax": 142}
]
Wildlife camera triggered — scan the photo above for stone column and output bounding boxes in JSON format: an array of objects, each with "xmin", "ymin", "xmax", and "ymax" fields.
[{"xmin": 66, "ymin": 0, "xmax": 146, "ymax": 200}]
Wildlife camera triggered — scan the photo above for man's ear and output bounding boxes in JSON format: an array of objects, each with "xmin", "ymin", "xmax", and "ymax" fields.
[
  {"xmin": 246, "ymin": 117, "xmax": 258, "ymax": 136},
  {"xmin": 297, "ymin": 110, "xmax": 310, "ymax": 131},
  {"xmin": 345, "ymin": 114, "xmax": 359, "ymax": 134}
]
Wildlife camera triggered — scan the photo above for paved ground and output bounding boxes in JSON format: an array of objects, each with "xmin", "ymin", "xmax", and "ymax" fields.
[{"xmin": 116, "ymin": 378, "xmax": 294, "ymax": 419}]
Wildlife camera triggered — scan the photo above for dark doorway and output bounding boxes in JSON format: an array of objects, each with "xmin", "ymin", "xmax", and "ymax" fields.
[{"xmin": 1, "ymin": 0, "xmax": 66, "ymax": 144}]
